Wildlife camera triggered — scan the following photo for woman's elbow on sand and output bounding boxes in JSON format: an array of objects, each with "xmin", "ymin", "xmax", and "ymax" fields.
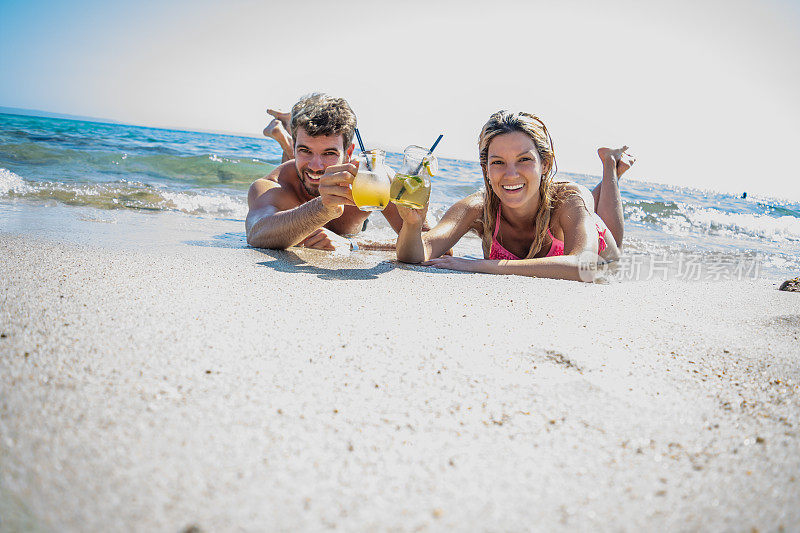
[{"xmin": 397, "ymin": 251, "xmax": 423, "ymax": 264}]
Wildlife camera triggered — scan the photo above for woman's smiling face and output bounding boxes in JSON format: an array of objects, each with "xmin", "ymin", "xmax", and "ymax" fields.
[{"xmin": 487, "ymin": 131, "xmax": 546, "ymax": 210}]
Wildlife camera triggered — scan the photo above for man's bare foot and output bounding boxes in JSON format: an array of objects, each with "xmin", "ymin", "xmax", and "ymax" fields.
[
  {"xmin": 263, "ymin": 118, "xmax": 293, "ymax": 158},
  {"xmin": 267, "ymin": 109, "xmax": 291, "ymax": 130},
  {"xmin": 598, "ymin": 146, "xmax": 635, "ymax": 179}
]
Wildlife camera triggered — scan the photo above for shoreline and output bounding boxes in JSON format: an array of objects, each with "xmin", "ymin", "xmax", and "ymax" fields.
[{"xmin": 1, "ymin": 207, "xmax": 800, "ymax": 530}]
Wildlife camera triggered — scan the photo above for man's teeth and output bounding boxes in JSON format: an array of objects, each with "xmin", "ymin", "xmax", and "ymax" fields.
[{"xmin": 503, "ymin": 184, "xmax": 524, "ymax": 191}]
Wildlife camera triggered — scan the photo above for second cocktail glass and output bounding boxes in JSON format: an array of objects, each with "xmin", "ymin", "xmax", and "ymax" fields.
[{"xmin": 390, "ymin": 145, "xmax": 435, "ymax": 209}]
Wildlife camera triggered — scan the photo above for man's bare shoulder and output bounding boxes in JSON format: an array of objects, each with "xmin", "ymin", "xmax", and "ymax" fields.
[
  {"xmin": 248, "ymin": 161, "xmax": 301, "ymax": 210},
  {"xmin": 248, "ymin": 177, "xmax": 278, "ymax": 197},
  {"xmin": 265, "ymin": 160, "xmax": 299, "ymax": 183},
  {"xmin": 250, "ymin": 161, "xmax": 295, "ymax": 190}
]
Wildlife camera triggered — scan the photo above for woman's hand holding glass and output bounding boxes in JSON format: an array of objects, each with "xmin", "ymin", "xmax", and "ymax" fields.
[{"xmin": 396, "ymin": 202, "xmax": 428, "ymax": 228}]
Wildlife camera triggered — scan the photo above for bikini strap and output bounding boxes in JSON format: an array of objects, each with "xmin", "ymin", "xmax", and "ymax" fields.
[{"xmin": 493, "ymin": 204, "xmax": 502, "ymax": 239}]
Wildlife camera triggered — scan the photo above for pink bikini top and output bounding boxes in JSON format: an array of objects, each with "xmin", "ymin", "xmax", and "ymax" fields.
[
  {"xmin": 489, "ymin": 205, "xmax": 563, "ymax": 260},
  {"xmin": 488, "ymin": 205, "xmax": 607, "ymax": 260}
]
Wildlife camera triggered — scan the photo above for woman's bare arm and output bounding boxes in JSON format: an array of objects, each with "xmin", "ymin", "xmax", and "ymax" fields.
[
  {"xmin": 396, "ymin": 192, "xmax": 483, "ymax": 263},
  {"xmin": 422, "ymin": 195, "xmax": 601, "ymax": 281}
]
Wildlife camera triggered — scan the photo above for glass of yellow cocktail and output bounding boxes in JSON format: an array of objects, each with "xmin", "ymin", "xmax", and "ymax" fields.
[
  {"xmin": 390, "ymin": 145, "xmax": 436, "ymax": 209},
  {"xmin": 352, "ymin": 149, "xmax": 391, "ymax": 211}
]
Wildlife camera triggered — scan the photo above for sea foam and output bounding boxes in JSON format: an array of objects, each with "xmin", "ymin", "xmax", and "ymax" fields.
[
  {"xmin": 0, "ymin": 173, "xmax": 247, "ymax": 218},
  {"xmin": 0, "ymin": 168, "xmax": 30, "ymax": 195},
  {"xmin": 685, "ymin": 207, "xmax": 800, "ymax": 241},
  {"xmin": 625, "ymin": 199, "xmax": 800, "ymax": 243}
]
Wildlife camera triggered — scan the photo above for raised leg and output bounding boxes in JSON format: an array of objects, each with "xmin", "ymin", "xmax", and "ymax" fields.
[
  {"xmin": 591, "ymin": 148, "xmax": 634, "ymax": 209},
  {"xmin": 263, "ymin": 109, "xmax": 293, "ymax": 163},
  {"xmin": 267, "ymin": 109, "xmax": 291, "ymax": 130},
  {"xmin": 593, "ymin": 146, "xmax": 634, "ymax": 248}
]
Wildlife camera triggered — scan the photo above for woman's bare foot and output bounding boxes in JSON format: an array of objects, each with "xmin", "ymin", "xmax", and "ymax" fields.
[
  {"xmin": 267, "ymin": 109, "xmax": 291, "ymax": 130},
  {"xmin": 594, "ymin": 146, "xmax": 631, "ymax": 248},
  {"xmin": 598, "ymin": 146, "xmax": 635, "ymax": 179}
]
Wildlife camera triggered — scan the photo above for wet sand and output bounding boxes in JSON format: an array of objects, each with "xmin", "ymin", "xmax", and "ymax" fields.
[{"xmin": 1, "ymin": 208, "xmax": 799, "ymax": 531}]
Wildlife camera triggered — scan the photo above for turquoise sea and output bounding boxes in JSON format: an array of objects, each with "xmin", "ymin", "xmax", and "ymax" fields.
[{"xmin": 1, "ymin": 112, "xmax": 799, "ymax": 281}]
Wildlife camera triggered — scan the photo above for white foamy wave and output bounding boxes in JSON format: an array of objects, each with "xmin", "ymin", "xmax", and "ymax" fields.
[
  {"xmin": 161, "ymin": 190, "xmax": 247, "ymax": 218},
  {"xmin": 662, "ymin": 205, "xmax": 800, "ymax": 242},
  {"xmin": 0, "ymin": 174, "xmax": 247, "ymax": 218},
  {"xmin": 0, "ymin": 168, "xmax": 31, "ymax": 196}
]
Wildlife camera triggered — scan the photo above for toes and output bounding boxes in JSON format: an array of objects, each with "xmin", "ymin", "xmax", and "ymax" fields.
[{"xmin": 267, "ymin": 109, "xmax": 291, "ymax": 122}]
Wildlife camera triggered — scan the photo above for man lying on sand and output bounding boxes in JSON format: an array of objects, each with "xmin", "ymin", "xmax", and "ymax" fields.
[{"xmin": 247, "ymin": 93, "xmax": 408, "ymax": 251}]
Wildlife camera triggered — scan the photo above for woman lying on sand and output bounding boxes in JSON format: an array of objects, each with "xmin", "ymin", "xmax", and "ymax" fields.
[{"xmin": 395, "ymin": 111, "xmax": 634, "ymax": 281}]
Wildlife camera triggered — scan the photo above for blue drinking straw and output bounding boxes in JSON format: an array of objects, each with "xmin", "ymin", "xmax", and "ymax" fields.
[
  {"xmin": 428, "ymin": 134, "xmax": 444, "ymax": 154},
  {"xmin": 413, "ymin": 134, "xmax": 444, "ymax": 175},
  {"xmin": 354, "ymin": 128, "xmax": 372, "ymax": 171}
]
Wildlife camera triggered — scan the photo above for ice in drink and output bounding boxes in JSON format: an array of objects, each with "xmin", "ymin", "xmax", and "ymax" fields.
[
  {"xmin": 390, "ymin": 173, "xmax": 431, "ymax": 209},
  {"xmin": 389, "ymin": 145, "xmax": 436, "ymax": 209}
]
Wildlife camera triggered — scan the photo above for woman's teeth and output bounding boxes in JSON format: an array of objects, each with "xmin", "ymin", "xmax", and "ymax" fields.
[{"xmin": 503, "ymin": 184, "xmax": 524, "ymax": 191}]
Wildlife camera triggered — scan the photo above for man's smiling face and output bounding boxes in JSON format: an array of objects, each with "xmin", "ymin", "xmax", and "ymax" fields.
[{"xmin": 293, "ymin": 127, "xmax": 351, "ymax": 197}]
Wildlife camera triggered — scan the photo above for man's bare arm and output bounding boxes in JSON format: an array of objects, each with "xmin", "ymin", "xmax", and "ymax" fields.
[
  {"xmin": 246, "ymin": 187, "xmax": 340, "ymax": 249},
  {"xmin": 245, "ymin": 161, "xmax": 357, "ymax": 249}
]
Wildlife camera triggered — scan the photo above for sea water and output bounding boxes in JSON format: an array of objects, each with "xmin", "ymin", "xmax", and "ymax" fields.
[{"xmin": 1, "ymin": 112, "xmax": 799, "ymax": 281}]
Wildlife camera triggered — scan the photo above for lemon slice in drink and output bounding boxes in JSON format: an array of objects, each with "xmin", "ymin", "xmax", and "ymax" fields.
[
  {"xmin": 403, "ymin": 175, "xmax": 422, "ymax": 193},
  {"xmin": 423, "ymin": 160, "xmax": 435, "ymax": 177}
]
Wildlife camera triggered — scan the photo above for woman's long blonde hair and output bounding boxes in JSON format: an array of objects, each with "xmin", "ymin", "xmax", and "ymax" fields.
[{"xmin": 479, "ymin": 111, "xmax": 568, "ymax": 258}]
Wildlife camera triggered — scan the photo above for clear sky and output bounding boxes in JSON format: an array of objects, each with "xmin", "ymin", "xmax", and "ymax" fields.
[{"xmin": 2, "ymin": 0, "xmax": 799, "ymax": 199}]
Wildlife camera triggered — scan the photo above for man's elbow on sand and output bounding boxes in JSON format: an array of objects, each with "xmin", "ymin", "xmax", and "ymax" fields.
[{"xmin": 246, "ymin": 226, "xmax": 288, "ymax": 250}]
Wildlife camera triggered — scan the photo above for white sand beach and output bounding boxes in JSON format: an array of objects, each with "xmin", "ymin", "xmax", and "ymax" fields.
[{"xmin": 1, "ymin": 207, "xmax": 799, "ymax": 531}]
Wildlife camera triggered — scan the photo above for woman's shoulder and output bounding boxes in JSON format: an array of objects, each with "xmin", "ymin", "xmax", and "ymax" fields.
[
  {"xmin": 553, "ymin": 180, "xmax": 593, "ymax": 212},
  {"xmin": 462, "ymin": 191, "xmax": 487, "ymax": 235},
  {"xmin": 554, "ymin": 179, "xmax": 590, "ymax": 196},
  {"xmin": 439, "ymin": 190, "xmax": 485, "ymax": 234},
  {"xmin": 550, "ymin": 181, "xmax": 594, "ymax": 236},
  {"xmin": 467, "ymin": 189, "xmax": 486, "ymax": 207},
  {"xmin": 451, "ymin": 190, "xmax": 485, "ymax": 215}
]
